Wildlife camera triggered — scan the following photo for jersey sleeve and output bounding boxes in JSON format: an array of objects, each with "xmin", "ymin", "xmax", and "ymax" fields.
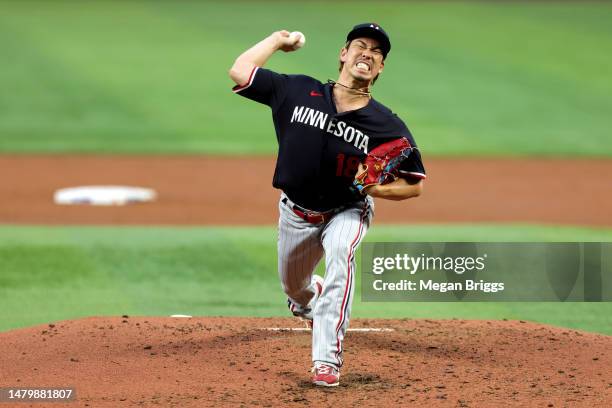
[
  {"xmin": 232, "ymin": 67, "xmax": 289, "ymax": 110},
  {"xmin": 396, "ymin": 120, "xmax": 427, "ymax": 180},
  {"xmin": 398, "ymin": 146, "xmax": 426, "ymax": 180}
]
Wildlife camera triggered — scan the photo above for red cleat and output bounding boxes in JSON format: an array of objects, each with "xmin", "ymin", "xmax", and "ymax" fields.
[{"xmin": 312, "ymin": 363, "xmax": 340, "ymax": 387}]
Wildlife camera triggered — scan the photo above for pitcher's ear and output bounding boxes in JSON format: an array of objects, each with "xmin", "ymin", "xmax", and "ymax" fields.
[{"xmin": 340, "ymin": 47, "xmax": 348, "ymax": 63}]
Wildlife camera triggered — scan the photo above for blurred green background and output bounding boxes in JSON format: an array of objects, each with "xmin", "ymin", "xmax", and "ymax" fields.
[
  {"xmin": 0, "ymin": 0, "xmax": 611, "ymax": 155},
  {"xmin": 0, "ymin": 1, "xmax": 611, "ymax": 334}
]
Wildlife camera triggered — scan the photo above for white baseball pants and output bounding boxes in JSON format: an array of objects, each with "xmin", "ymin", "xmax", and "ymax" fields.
[{"xmin": 277, "ymin": 193, "xmax": 374, "ymax": 368}]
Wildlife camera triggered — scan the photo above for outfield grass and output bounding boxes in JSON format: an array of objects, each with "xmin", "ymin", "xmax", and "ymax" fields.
[
  {"xmin": 0, "ymin": 1, "xmax": 611, "ymax": 156},
  {"xmin": 1, "ymin": 224, "xmax": 611, "ymax": 334}
]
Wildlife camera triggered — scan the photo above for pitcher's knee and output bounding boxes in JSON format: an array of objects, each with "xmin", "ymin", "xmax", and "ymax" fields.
[
  {"xmin": 282, "ymin": 283, "xmax": 309, "ymax": 299},
  {"xmin": 325, "ymin": 241, "xmax": 352, "ymax": 257}
]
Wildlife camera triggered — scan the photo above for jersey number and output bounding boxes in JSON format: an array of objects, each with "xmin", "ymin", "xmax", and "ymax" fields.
[{"xmin": 336, "ymin": 154, "xmax": 361, "ymax": 178}]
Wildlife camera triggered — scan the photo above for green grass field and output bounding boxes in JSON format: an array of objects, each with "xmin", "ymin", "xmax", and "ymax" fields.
[
  {"xmin": 1, "ymin": 1, "xmax": 611, "ymax": 156},
  {"xmin": 1, "ymin": 224, "xmax": 611, "ymax": 334}
]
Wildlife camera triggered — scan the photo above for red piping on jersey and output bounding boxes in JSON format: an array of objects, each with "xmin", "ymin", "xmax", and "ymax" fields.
[
  {"xmin": 232, "ymin": 66, "xmax": 259, "ymax": 93},
  {"xmin": 334, "ymin": 207, "xmax": 368, "ymax": 365},
  {"xmin": 398, "ymin": 170, "xmax": 427, "ymax": 179},
  {"xmin": 310, "ymin": 90, "xmax": 323, "ymax": 97}
]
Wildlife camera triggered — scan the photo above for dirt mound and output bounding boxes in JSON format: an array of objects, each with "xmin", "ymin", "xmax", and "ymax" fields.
[
  {"xmin": 1, "ymin": 155, "xmax": 611, "ymax": 226},
  {"xmin": 0, "ymin": 317, "xmax": 610, "ymax": 407}
]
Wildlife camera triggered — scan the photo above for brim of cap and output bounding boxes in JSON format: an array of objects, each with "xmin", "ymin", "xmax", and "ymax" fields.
[{"xmin": 347, "ymin": 27, "xmax": 391, "ymax": 57}]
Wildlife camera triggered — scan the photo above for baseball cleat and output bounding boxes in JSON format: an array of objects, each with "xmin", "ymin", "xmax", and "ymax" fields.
[{"xmin": 311, "ymin": 363, "xmax": 340, "ymax": 387}]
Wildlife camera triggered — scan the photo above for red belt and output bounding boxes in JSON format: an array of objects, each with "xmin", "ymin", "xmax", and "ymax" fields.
[{"xmin": 282, "ymin": 197, "xmax": 339, "ymax": 224}]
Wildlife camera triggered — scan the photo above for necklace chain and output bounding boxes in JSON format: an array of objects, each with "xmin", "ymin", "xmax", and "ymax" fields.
[{"xmin": 327, "ymin": 80, "xmax": 371, "ymax": 97}]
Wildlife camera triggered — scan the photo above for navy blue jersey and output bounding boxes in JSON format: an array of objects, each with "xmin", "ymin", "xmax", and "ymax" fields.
[{"xmin": 233, "ymin": 67, "xmax": 426, "ymax": 211}]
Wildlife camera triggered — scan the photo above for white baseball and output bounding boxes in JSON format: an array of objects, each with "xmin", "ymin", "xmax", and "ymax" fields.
[{"xmin": 289, "ymin": 31, "xmax": 305, "ymax": 49}]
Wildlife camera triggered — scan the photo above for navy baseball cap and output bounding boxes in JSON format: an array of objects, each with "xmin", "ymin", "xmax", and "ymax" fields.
[{"xmin": 346, "ymin": 23, "xmax": 391, "ymax": 59}]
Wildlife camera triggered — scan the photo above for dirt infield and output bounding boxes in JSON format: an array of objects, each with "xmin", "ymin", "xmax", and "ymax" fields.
[
  {"xmin": 1, "ymin": 155, "xmax": 611, "ymax": 226},
  {"xmin": 0, "ymin": 317, "xmax": 610, "ymax": 407}
]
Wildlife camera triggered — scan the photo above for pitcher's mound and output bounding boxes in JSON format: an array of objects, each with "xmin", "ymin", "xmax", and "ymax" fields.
[{"xmin": 1, "ymin": 317, "xmax": 610, "ymax": 407}]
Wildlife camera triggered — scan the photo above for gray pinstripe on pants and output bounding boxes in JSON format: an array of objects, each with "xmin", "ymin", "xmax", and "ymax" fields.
[{"xmin": 278, "ymin": 193, "xmax": 374, "ymax": 368}]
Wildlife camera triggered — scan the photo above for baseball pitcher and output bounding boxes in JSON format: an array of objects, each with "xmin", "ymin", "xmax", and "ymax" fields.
[{"xmin": 229, "ymin": 23, "xmax": 426, "ymax": 386}]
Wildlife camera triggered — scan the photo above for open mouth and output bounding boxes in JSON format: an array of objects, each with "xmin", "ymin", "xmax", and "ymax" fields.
[{"xmin": 355, "ymin": 61, "xmax": 371, "ymax": 72}]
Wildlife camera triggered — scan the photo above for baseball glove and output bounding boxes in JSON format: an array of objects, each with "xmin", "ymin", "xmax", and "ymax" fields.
[{"xmin": 353, "ymin": 137, "xmax": 412, "ymax": 195}]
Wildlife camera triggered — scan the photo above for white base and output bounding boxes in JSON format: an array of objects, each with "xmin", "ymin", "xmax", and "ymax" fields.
[{"xmin": 54, "ymin": 186, "xmax": 156, "ymax": 206}]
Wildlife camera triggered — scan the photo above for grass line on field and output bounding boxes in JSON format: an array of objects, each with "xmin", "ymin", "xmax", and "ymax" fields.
[{"xmin": 0, "ymin": 224, "xmax": 611, "ymax": 334}]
